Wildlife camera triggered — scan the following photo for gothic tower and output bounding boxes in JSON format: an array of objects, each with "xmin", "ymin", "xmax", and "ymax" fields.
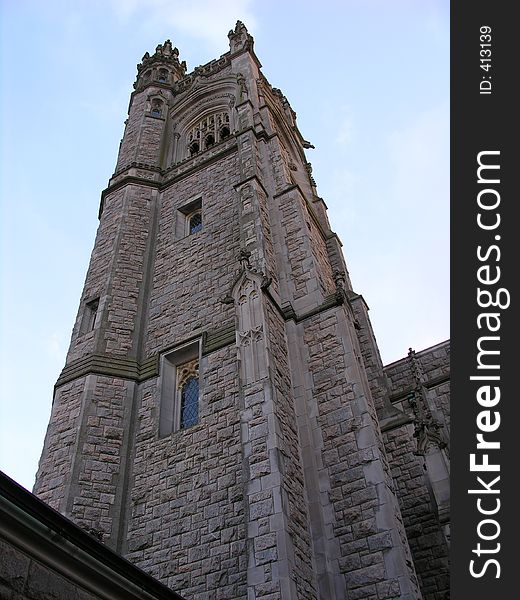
[{"xmin": 34, "ymin": 23, "xmax": 425, "ymax": 600}]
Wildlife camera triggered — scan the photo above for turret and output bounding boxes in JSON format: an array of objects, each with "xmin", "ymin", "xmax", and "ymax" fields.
[{"xmin": 134, "ymin": 39, "xmax": 187, "ymax": 90}]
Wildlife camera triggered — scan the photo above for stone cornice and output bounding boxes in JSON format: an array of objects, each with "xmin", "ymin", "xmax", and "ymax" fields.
[
  {"xmin": 55, "ymin": 324, "xmax": 237, "ymax": 390},
  {"xmin": 55, "ymin": 354, "xmax": 159, "ymax": 389},
  {"xmin": 234, "ymin": 173, "xmax": 270, "ymax": 198},
  {"xmin": 379, "ymin": 411, "xmax": 414, "ymax": 432},
  {"xmin": 55, "ymin": 290, "xmax": 360, "ymax": 389},
  {"xmin": 202, "ymin": 323, "xmax": 236, "ymax": 355},
  {"xmin": 99, "ymin": 176, "xmax": 161, "ymax": 218},
  {"xmin": 162, "ymin": 139, "xmax": 238, "ymax": 188},
  {"xmin": 264, "ymin": 288, "xmax": 346, "ymax": 325}
]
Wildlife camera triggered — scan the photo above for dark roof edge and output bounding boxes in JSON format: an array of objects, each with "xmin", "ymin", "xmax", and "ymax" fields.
[{"xmin": 0, "ymin": 471, "xmax": 186, "ymax": 600}]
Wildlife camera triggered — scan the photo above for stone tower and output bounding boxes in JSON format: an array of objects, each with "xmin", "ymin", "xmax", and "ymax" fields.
[{"xmin": 34, "ymin": 23, "xmax": 429, "ymax": 600}]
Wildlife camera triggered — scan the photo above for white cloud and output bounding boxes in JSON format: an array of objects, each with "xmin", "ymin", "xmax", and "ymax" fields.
[
  {"xmin": 45, "ymin": 332, "xmax": 67, "ymax": 363},
  {"xmin": 336, "ymin": 113, "xmax": 354, "ymax": 147},
  {"xmin": 108, "ymin": 0, "xmax": 258, "ymax": 50}
]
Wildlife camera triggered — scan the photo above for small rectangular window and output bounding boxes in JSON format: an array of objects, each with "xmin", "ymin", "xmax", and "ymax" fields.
[
  {"xmin": 175, "ymin": 197, "xmax": 202, "ymax": 239},
  {"xmin": 159, "ymin": 340, "xmax": 201, "ymax": 437},
  {"xmin": 80, "ymin": 297, "xmax": 99, "ymax": 335}
]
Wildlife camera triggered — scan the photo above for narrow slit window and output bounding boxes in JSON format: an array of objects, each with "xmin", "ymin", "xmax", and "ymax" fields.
[{"xmin": 80, "ymin": 297, "xmax": 99, "ymax": 335}]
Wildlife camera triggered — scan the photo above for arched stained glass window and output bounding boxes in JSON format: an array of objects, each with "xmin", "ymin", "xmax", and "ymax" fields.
[
  {"xmin": 189, "ymin": 212, "xmax": 202, "ymax": 234},
  {"xmin": 180, "ymin": 376, "xmax": 199, "ymax": 428},
  {"xmin": 177, "ymin": 359, "xmax": 199, "ymax": 429}
]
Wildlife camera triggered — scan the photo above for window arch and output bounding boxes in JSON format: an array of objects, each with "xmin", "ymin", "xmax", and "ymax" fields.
[
  {"xmin": 150, "ymin": 98, "xmax": 164, "ymax": 117},
  {"xmin": 157, "ymin": 68, "xmax": 169, "ymax": 83},
  {"xmin": 186, "ymin": 111, "xmax": 230, "ymax": 157},
  {"xmin": 189, "ymin": 211, "xmax": 202, "ymax": 234},
  {"xmin": 177, "ymin": 359, "xmax": 199, "ymax": 429},
  {"xmin": 220, "ymin": 126, "xmax": 230, "ymax": 140}
]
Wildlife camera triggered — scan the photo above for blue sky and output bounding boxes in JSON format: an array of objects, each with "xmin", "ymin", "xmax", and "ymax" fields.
[{"xmin": 0, "ymin": 0, "xmax": 449, "ymax": 490}]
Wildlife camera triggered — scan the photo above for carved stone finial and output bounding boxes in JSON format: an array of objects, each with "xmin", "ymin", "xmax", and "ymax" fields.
[
  {"xmin": 333, "ymin": 270, "xmax": 347, "ymax": 303},
  {"xmin": 407, "ymin": 350, "xmax": 448, "ymax": 455},
  {"xmin": 228, "ymin": 20, "xmax": 254, "ymax": 53},
  {"xmin": 413, "ymin": 418, "xmax": 447, "ymax": 456},
  {"xmin": 306, "ymin": 162, "xmax": 317, "ymax": 187},
  {"xmin": 163, "ymin": 39, "xmax": 173, "ymax": 55},
  {"xmin": 220, "ymin": 249, "xmax": 271, "ymax": 305},
  {"xmin": 236, "ymin": 73, "xmax": 248, "ymax": 101}
]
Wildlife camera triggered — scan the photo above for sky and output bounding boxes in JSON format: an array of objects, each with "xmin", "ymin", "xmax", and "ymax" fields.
[{"xmin": 0, "ymin": 0, "xmax": 449, "ymax": 491}]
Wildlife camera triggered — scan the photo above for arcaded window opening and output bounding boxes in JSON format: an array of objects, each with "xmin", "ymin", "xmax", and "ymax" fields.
[
  {"xmin": 186, "ymin": 111, "xmax": 230, "ymax": 158},
  {"xmin": 220, "ymin": 126, "xmax": 230, "ymax": 140},
  {"xmin": 157, "ymin": 68, "xmax": 169, "ymax": 83}
]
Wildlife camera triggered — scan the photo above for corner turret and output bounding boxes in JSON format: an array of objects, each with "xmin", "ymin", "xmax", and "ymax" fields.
[{"xmin": 134, "ymin": 40, "xmax": 187, "ymax": 90}]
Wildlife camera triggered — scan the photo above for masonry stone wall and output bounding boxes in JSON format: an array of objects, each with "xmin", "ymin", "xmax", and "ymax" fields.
[
  {"xmin": 381, "ymin": 422, "xmax": 449, "ymax": 600},
  {"xmin": 34, "ymin": 374, "xmax": 134, "ymax": 548},
  {"xmin": 116, "ymin": 89, "xmax": 171, "ymax": 171},
  {"xmin": 125, "ymin": 346, "xmax": 247, "ymax": 599},
  {"xmin": 66, "ymin": 188, "xmax": 126, "ymax": 363},
  {"xmin": 300, "ymin": 307, "xmax": 421, "ymax": 600},
  {"xmin": 145, "ymin": 154, "xmax": 241, "ymax": 357},
  {"xmin": 264, "ymin": 300, "xmax": 316, "ymax": 599},
  {"xmin": 350, "ymin": 297, "xmax": 450, "ymax": 600},
  {"xmin": 34, "ymin": 378, "xmax": 86, "ymax": 510},
  {"xmin": 381, "ymin": 343, "xmax": 450, "ymax": 600},
  {"xmin": 104, "ymin": 186, "xmax": 152, "ymax": 357},
  {"xmin": 385, "ymin": 342, "xmax": 450, "ymax": 434},
  {"xmin": 68, "ymin": 375, "xmax": 132, "ymax": 546}
]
